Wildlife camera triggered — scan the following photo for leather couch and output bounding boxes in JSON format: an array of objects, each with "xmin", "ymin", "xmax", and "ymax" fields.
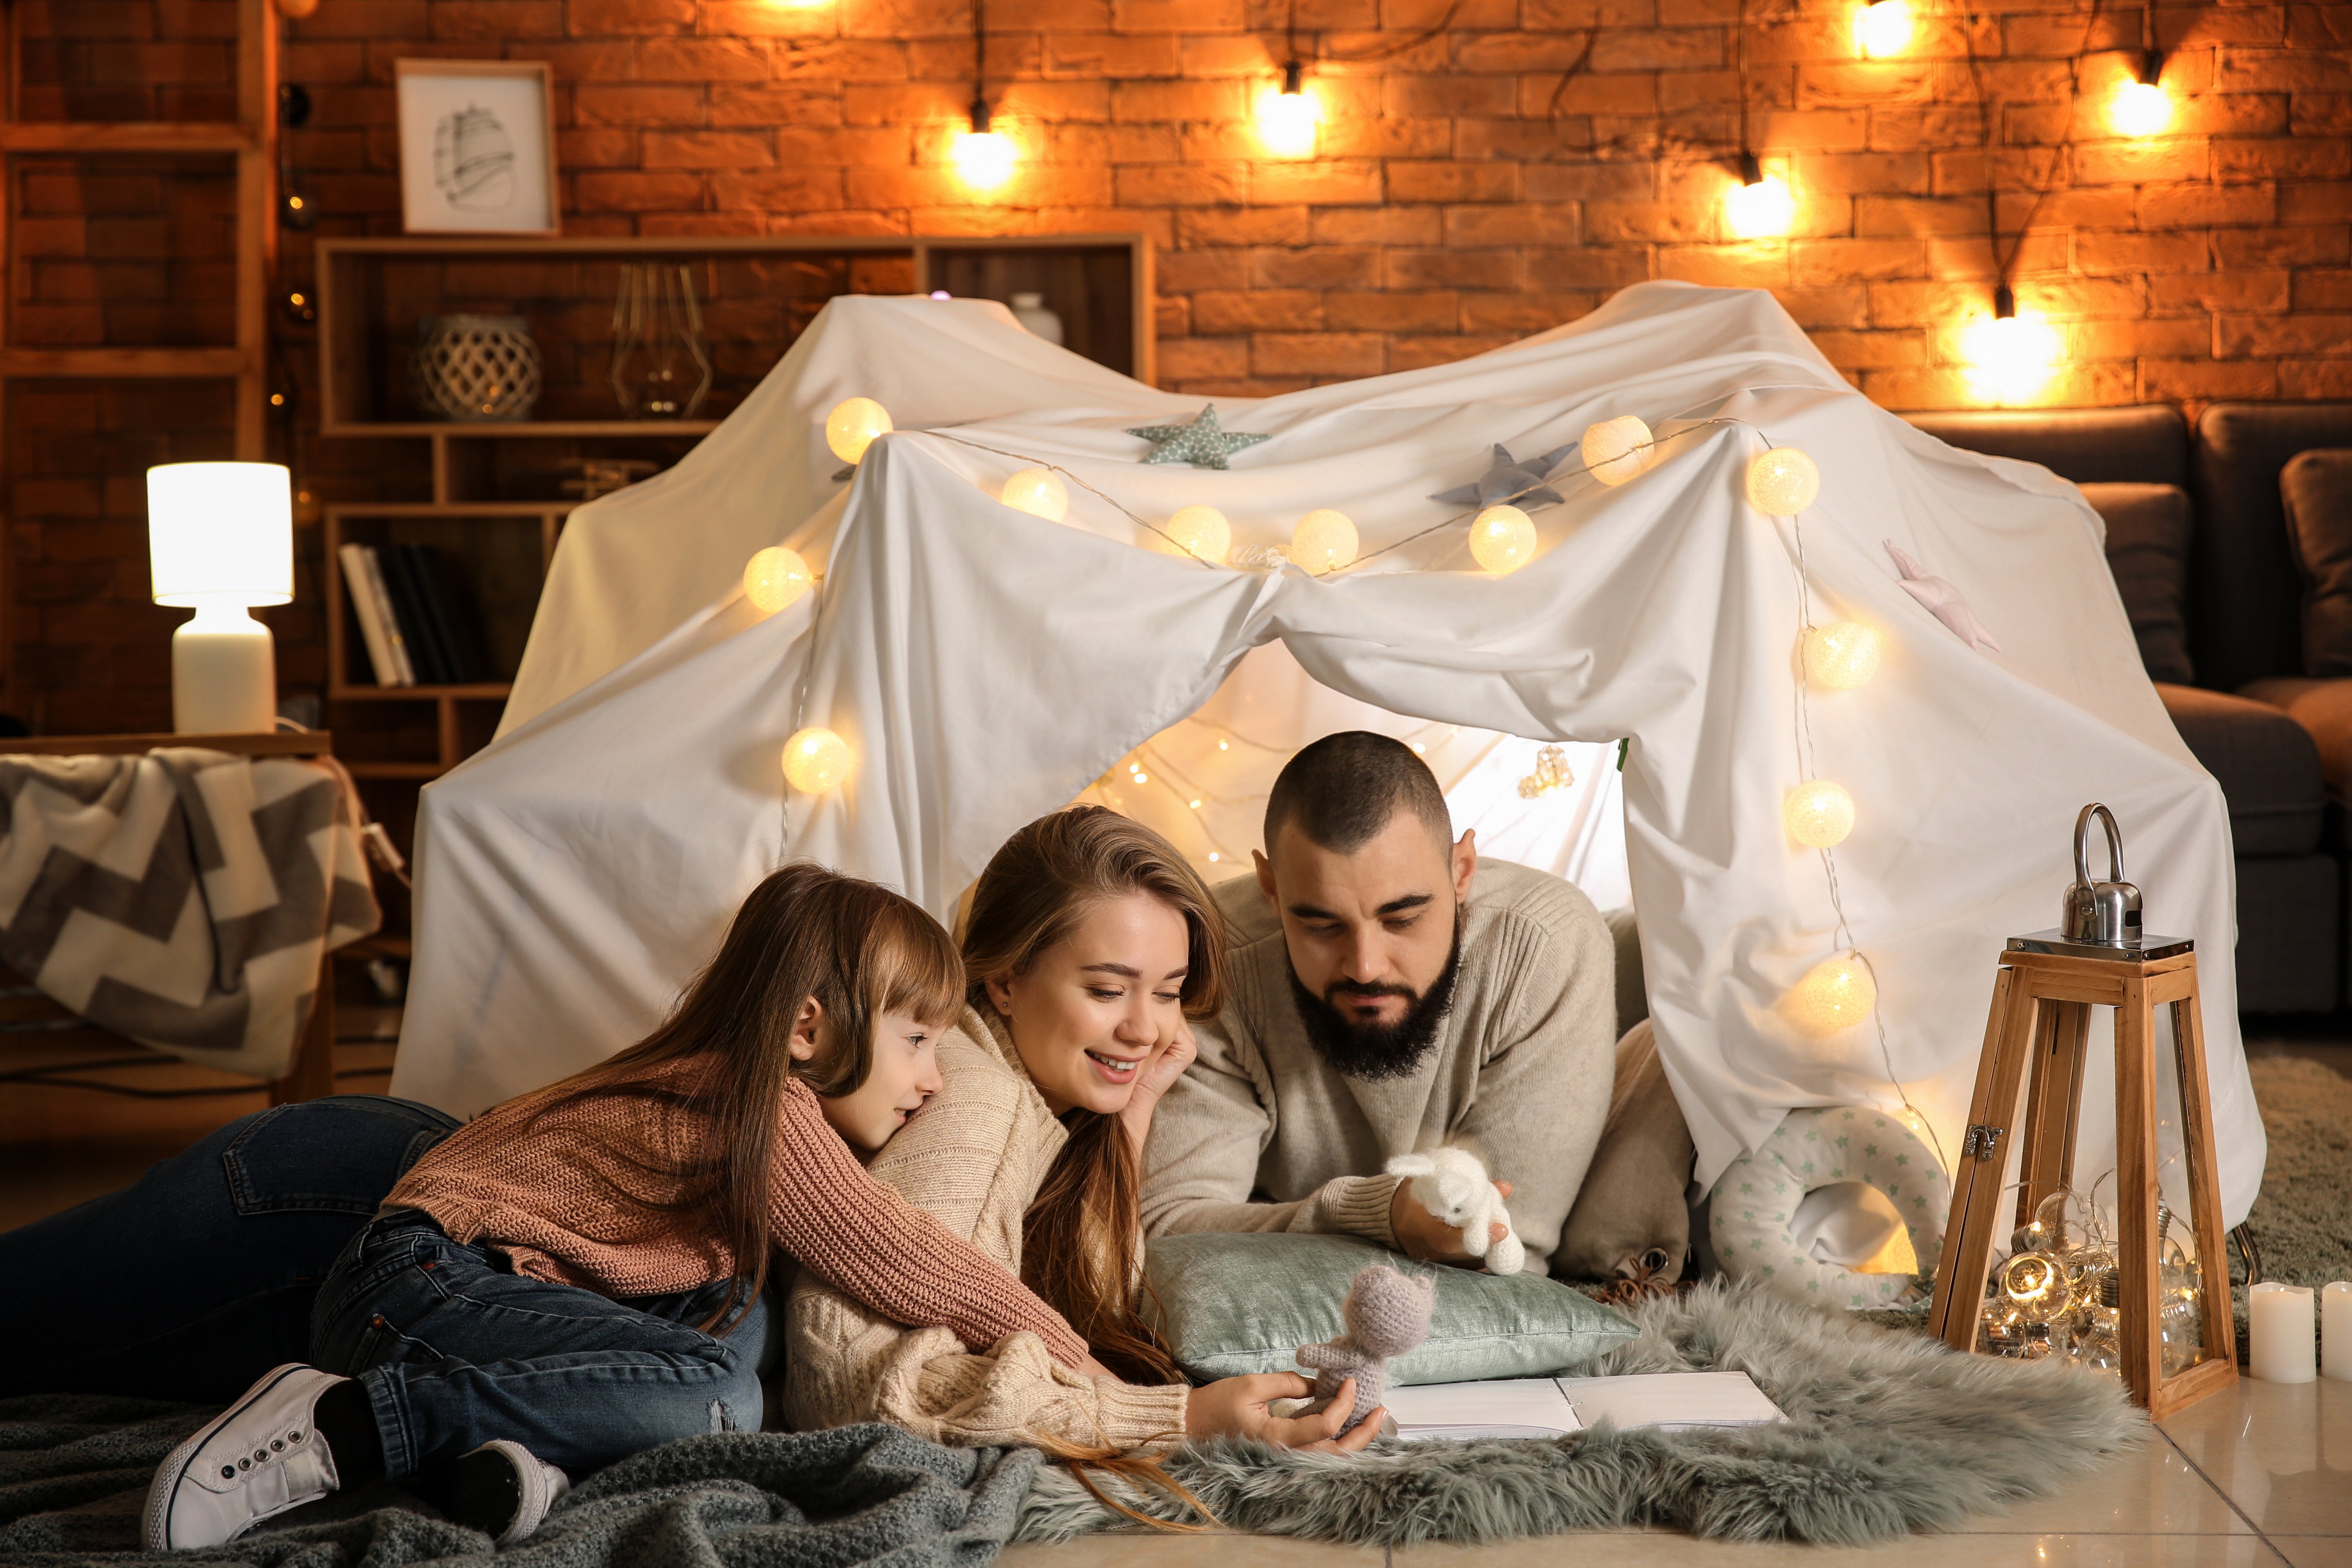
[{"xmin": 1908, "ymin": 403, "xmax": 2352, "ymax": 1014}]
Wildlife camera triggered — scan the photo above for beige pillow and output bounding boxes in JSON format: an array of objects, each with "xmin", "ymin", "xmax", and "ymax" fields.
[{"xmin": 1551, "ymin": 1018, "xmax": 1695, "ymax": 1283}]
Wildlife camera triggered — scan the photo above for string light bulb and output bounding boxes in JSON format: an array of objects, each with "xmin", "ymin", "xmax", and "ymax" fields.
[
  {"xmin": 1802, "ymin": 621, "xmax": 1883, "ymax": 689},
  {"xmin": 1290, "ymin": 508, "xmax": 1358, "ymax": 572},
  {"xmin": 1581, "ymin": 415, "xmax": 1655, "ymax": 486},
  {"xmin": 1781, "ymin": 952, "xmax": 1877, "ymax": 1038},
  {"xmin": 1725, "ymin": 153, "xmax": 1795, "ymax": 240},
  {"xmin": 1468, "ymin": 504, "xmax": 1537, "ymax": 575},
  {"xmin": 743, "ymin": 545, "xmax": 813, "ymax": 615},
  {"xmin": 1256, "ymin": 59, "xmax": 1319, "ymax": 158},
  {"xmin": 1166, "ymin": 504, "xmax": 1232, "ymax": 563},
  {"xmin": 1855, "ymin": 0, "xmax": 1914, "ymax": 57},
  {"xmin": 824, "ymin": 398, "xmax": 891, "ymax": 465},
  {"xmin": 1000, "ymin": 466, "xmax": 1068, "ymax": 521},
  {"xmin": 1784, "ymin": 780, "xmax": 1857, "ymax": 848},
  {"xmin": 782, "ymin": 727, "xmax": 852, "ymax": 793},
  {"xmin": 952, "ymin": 99, "xmax": 1016, "ymax": 190},
  {"xmin": 1746, "ymin": 448, "xmax": 1822, "ymax": 515}
]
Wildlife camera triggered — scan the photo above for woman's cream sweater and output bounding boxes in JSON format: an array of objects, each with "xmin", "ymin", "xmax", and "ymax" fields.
[{"xmin": 784, "ymin": 1005, "xmax": 1193, "ymax": 1453}]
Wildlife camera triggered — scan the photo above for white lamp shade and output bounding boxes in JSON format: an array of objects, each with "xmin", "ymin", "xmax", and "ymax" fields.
[{"xmin": 147, "ymin": 462, "xmax": 294, "ymax": 607}]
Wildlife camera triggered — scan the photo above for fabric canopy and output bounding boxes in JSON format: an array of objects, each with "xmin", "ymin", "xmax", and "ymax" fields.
[{"xmin": 394, "ymin": 281, "xmax": 2263, "ymax": 1224}]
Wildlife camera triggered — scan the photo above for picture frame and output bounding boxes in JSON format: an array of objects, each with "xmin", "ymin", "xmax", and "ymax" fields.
[{"xmin": 394, "ymin": 60, "xmax": 559, "ymax": 237}]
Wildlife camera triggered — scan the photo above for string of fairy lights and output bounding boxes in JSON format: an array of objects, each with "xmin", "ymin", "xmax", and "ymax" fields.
[{"xmin": 742, "ymin": 396, "xmax": 1951, "ymax": 1166}]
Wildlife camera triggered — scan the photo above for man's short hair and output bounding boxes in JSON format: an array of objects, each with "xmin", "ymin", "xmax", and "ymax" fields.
[{"xmin": 1263, "ymin": 731, "xmax": 1453, "ymax": 857}]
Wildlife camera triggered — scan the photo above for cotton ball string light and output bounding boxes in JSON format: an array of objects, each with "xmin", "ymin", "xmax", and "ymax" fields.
[
  {"xmin": 1166, "ymin": 504, "xmax": 1232, "ymax": 564},
  {"xmin": 781, "ymin": 727, "xmax": 852, "ymax": 794},
  {"xmin": 1581, "ymin": 416, "xmax": 1655, "ymax": 486},
  {"xmin": 1290, "ymin": 508, "xmax": 1358, "ymax": 572},
  {"xmin": 1780, "ymin": 952, "xmax": 1877, "ymax": 1038},
  {"xmin": 1784, "ymin": 780, "xmax": 1857, "ymax": 848},
  {"xmin": 742, "ymin": 546, "xmax": 813, "ymax": 615},
  {"xmin": 1802, "ymin": 621, "xmax": 1882, "ymax": 689},
  {"xmin": 1000, "ymin": 466, "xmax": 1069, "ymax": 522},
  {"xmin": 1746, "ymin": 448, "xmax": 1821, "ymax": 515},
  {"xmin": 1468, "ymin": 504, "xmax": 1537, "ymax": 575},
  {"xmin": 824, "ymin": 398, "xmax": 891, "ymax": 465}
]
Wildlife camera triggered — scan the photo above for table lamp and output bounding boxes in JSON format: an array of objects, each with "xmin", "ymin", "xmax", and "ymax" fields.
[{"xmin": 147, "ymin": 461, "xmax": 293, "ymax": 734}]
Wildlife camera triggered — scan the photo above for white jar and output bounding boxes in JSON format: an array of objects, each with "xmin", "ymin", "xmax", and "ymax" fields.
[{"xmin": 1009, "ymin": 291, "xmax": 1063, "ymax": 345}]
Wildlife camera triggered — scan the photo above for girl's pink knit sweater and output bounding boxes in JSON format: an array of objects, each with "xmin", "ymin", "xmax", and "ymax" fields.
[{"xmin": 384, "ymin": 1067, "xmax": 1089, "ymax": 1365}]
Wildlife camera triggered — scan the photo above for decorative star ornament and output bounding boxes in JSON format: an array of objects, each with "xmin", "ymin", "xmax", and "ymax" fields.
[
  {"xmin": 1127, "ymin": 404, "xmax": 1270, "ymax": 469},
  {"xmin": 1885, "ymin": 540, "xmax": 2003, "ymax": 653},
  {"xmin": 1431, "ymin": 443, "xmax": 1574, "ymax": 508}
]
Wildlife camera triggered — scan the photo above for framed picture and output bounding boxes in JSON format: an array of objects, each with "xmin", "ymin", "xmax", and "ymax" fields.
[{"xmin": 394, "ymin": 60, "xmax": 559, "ymax": 237}]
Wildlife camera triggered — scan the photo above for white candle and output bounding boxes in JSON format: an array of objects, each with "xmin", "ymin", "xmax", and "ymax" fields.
[
  {"xmin": 2249, "ymin": 1281, "xmax": 2317, "ymax": 1383},
  {"xmin": 2325, "ymin": 1282, "xmax": 2352, "ymax": 1383}
]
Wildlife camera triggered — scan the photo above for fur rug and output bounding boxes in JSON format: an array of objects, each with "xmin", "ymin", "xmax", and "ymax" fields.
[{"xmin": 1015, "ymin": 1279, "xmax": 2145, "ymax": 1547}]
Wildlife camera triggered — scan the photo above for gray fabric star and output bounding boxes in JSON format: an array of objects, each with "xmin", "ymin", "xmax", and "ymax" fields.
[
  {"xmin": 1127, "ymin": 404, "xmax": 1270, "ymax": 470},
  {"xmin": 1430, "ymin": 443, "xmax": 1573, "ymax": 508}
]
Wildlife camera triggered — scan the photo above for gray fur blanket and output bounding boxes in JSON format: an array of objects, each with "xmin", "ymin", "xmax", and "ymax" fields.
[
  {"xmin": 0, "ymin": 1398, "xmax": 1036, "ymax": 1566},
  {"xmin": 1016, "ymin": 1280, "xmax": 2149, "ymax": 1547}
]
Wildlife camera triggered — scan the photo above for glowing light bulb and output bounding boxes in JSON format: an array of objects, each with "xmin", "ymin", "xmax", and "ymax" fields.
[
  {"xmin": 1746, "ymin": 448, "xmax": 1821, "ymax": 515},
  {"xmin": 1781, "ymin": 952, "xmax": 1877, "ymax": 1038},
  {"xmin": 1208, "ymin": 851, "xmax": 1221, "ymax": 862},
  {"xmin": 1000, "ymin": 466, "xmax": 1068, "ymax": 521},
  {"xmin": 2111, "ymin": 79, "xmax": 2172, "ymax": 137},
  {"xmin": 1784, "ymin": 780, "xmax": 1857, "ymax": 848},
  {"xmin": 1217, "ymin": 738, "xmax": 1229, "ymax": 751},
  {"xmin": 1290, "ymin": 508, "xmax": 1357, "ymax": 572},
  {"xmin": 1802, "ymin": 621, "xmax": 1882, "ymax": 689},
  {"xmin": 782, "ymin": 727, "xmax": 851, "ymax": 793},
  {"xmin": 1581, "ymin": 415, "xmax": 1655, "ymax": 486},
  {"xmin": 1188, "ymin": 798, "xmax": 1201, "ymax": 809},
  {"xmin": 1166, "ymin": 503, "xmax": 1232, "ymax": 563},
  {"xmin": 953, "ymin": 129, "xmax": 1017, "ymax": 190},
  {"xmin": 1255, "ymin": 81, "xmax": 1320, "ymax": 158},
  {"xmin": 1468, "ymin": 504, "xmax": 1537, "ymax": 575},
  {"xmin": 1133, "ymin": 771, "xmax": 1149, "ymax": 784},
  {"xmin": 824, "ymin": 398, "xmax": 891, "ymax": 465},
  {"xmin": 743, "ymin": 545, "xmax": 813, "ymax": 615},
  {"xmin": 1725, "ymin": 174, "xmax": 1795, "ymax": 240},
  {"xmin": 1960, "ymin": 311, "xmax": 2063, "ymax": 405},
  {"xmin": 1855, "ymin": 0, "xmax": 1914, "ymax": 57}
]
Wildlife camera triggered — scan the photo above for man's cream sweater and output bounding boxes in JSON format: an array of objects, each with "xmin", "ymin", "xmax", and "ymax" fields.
[
  {"xmin": 784, "ymin": 1006, "xmax": 1192, "ymax": 1452},
  {"xmin": 1140, "ymin": 858, "xmax": 1616, "ymax": 1275}
]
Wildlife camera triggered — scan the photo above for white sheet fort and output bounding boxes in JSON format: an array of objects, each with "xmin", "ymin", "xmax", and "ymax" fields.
[{"xmin": 389, "ymin": 280, "xmax": 2265, "ymax": 1226}]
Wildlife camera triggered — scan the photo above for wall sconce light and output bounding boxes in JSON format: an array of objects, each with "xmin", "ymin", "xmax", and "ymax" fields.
[
  {"xmin": 1961, "ymin": 284, "xmax": 2062, "ymax": 405},
  {"xmin": 1256, "ymin": 58, "xmax": 1320, "ymax": 159},
  {"xmin": 2111, "ymin": 49, "xmax": 2172, "ymax": 136},
  {"xmin": 1725, "ymin": 151, "xmax": 1795, "ymax": 240},
  {"xmin": 953, "ymin": 97, "xmax": 1017, "ymax": 189},
  {"xmin": 1855, "ymin": 0, "xmax": 1915, "ymax": 58}
]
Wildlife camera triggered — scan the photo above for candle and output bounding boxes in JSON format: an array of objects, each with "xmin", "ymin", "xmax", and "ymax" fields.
[
  {"xmin": 2325, "ymin": 1282, "xmax": 2352, "ymax": 1383},
  {"xmin": 2249, "ymin": 1281, "xmax": 2317, "ymax": 1383}
]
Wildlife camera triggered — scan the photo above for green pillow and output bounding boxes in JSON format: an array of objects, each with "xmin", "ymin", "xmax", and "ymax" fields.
[{"xmin": 1143, "ymin": 1232, "xmax": 1639, "ymax": 1386}]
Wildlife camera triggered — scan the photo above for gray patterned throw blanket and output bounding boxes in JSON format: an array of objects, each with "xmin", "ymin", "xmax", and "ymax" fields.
[{"xmin": 0, "ymin": 748, "xmax": 379, "ymax": 1080}]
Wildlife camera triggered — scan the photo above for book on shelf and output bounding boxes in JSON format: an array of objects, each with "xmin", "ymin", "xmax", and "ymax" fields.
[
  {"xmin": 339, "ymin": 543, "xmax": 415, "ymax": 687},
  {"xmin": 341, "ymin": 542, "xmax": 494, "ymax": 688},
  {"xmin": 1378, "ymin": 1372, "xmax": 1787, "ymax": 1442}
]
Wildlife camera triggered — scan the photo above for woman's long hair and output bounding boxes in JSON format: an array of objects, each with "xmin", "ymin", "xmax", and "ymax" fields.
[
  {"xmin": 523, "ymin": 862, "xmax": 963, "ymax": 1333},
  {"xmin": 960, "ymin": 805, "xmax": 1226, "ymax": 1387}
]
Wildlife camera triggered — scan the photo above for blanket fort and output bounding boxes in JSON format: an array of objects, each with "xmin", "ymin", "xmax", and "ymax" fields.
[{"xmin": 392, "ymin": 281, "xmax": 2264, "ymax": 1224}]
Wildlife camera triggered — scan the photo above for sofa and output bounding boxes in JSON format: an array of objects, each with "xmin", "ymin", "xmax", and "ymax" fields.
[{"xmin": 1908, "ymin": 403, "xmax": 2352, "ymax": 1014}]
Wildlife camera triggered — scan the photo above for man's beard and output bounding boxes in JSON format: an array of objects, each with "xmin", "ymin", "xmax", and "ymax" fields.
[{"xmin": 1285, "ymin": 909, "xmax": 1463, "ymax": 1082}]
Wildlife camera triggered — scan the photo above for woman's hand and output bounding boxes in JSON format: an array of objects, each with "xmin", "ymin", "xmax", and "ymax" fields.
[
  {"xmin": 1183, "ymin": 1373, "xmax": 1385, "ymax": 1453},
  {"xmin": 1117, "ymin": 1018, "xmax": 1198, "ymax": 1149}
]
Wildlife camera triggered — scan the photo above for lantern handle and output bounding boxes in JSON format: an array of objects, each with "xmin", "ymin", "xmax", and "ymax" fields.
[{"xmin": 2074, "ymin": 802, "xmax": 2124, "ymax": 888}]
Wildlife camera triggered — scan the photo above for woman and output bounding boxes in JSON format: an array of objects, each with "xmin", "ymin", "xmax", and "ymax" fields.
[{"xmin": 787, "ymin": 806, "xmax": 1382, "ymax": 1457}]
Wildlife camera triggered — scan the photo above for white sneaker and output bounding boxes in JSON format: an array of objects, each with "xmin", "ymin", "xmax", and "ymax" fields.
[
  {"xmin": 454, "ymin": 1439, "xmax": 571, "ymax": 1546},
  {"xmin": 143, "ymin": 1363, "xmax": 345, "ymax": 1550}
]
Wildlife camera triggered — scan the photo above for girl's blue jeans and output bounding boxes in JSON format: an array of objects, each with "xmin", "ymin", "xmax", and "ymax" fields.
[{"xmin": 310, "ymin": 1208, "xmax": 768, "ymax": 1478}]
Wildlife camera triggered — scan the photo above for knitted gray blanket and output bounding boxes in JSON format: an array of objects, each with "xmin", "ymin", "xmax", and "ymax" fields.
[{"xmin": 0, "ymin": 1397, "xmax": 1037, "ymax": 1567}]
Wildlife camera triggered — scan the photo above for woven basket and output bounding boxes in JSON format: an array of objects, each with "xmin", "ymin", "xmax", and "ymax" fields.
[{"xmin": 410, "ymin": 314, "xmax": 541, "ymax": 422}]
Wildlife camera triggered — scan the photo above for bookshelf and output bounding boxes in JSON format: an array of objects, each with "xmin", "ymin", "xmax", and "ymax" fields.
[{"xmin": 314, "ymin": 232, "xmax": 1152, "ymax": 793}]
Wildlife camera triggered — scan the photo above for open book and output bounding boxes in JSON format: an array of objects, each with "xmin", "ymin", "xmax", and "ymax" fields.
[{"xmin": 1377, "ymin": 1372, "xmax": 1787, "ymax": 1441}]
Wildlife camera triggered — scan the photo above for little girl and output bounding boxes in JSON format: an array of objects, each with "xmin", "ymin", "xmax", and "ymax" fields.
[{"xmin": 145, "ymin": 863, "xmax": 1096, "ymax": 1552}]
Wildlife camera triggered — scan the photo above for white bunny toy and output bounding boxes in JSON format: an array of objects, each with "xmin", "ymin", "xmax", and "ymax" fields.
[{"xmin": 1385, "ymin": 1147, "xmax": 1526, "ymax": 1275}]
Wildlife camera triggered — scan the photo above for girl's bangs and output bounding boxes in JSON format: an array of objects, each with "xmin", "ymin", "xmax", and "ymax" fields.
[{"xmin": 867, "ymin": 902, "xmax": 967, "ymax": 1029}]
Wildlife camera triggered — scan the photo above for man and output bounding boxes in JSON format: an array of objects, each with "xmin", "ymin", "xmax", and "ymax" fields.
[{"xmin": 1141, "ymin": 730, "xmax": 1617, "ymax": 1274}]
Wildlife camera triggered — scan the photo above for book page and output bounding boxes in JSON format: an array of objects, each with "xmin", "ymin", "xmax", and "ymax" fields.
[
  {"xmin": 1381, "ymin": 1378, "xmax": 1583, "ymax": 1441},
  {"xmin": 1552, "ymin": 1371, "xmax": 1788, "ymax": 1430}
]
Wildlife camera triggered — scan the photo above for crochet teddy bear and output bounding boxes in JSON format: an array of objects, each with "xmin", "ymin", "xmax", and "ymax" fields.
[
  {"xmin": 1298, "ymin": 1264, "xmax": 1437, "ymax": 1430},
  {"xmin": 1386, "ymin": 1146, "xmax": 1527, "ymax": 1275}
]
